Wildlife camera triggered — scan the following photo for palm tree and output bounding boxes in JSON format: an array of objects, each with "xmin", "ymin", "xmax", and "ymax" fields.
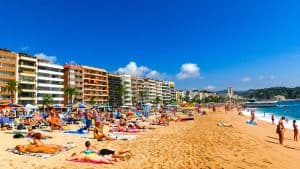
[
  {"xmin": 155, "ymin": 96, "xmax": 161, "ymax": 105},
  {"xmin": 42, "ymin": 94, "xmax": 54, "ymax": 112},
  {"xmin": 64, "ymin": 86, "xmax": 79, "ymax": 105},
  {"xmin": 88, "ymin": 96, "xmax": 95, "ymax": 105},
  {"xmin": 2, "ymin": 79, "xmax": 22, "ymax": 103}
]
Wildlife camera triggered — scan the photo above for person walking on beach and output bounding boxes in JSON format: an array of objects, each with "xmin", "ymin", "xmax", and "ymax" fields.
[
  {"xmin": 276, "ymin": 117, "xmax": 286, "ymax": 145},
  {"xmin": 293, "ymin": 120, "xmax": 298, "ymax": 141},
  {"xmin": 271, "ymin": 114, "xmax": 275, "ymax": 125}
]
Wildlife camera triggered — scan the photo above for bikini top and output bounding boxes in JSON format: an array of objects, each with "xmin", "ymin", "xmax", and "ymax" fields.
[{"xmin": 84, "ymin": 150, "xmax": 96, "ymax": 155}]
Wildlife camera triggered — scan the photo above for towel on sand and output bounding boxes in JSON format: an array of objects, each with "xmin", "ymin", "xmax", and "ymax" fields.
[{"xmin": 108, "ymin": 132, "xmax": 137, "ymax": 140}]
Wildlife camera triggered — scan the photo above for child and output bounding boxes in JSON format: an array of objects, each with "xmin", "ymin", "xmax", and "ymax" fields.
[
  {"xmin": 293, "ymin": 120, "xmax": 298, "ymax": 141},
  {"xmin": 84, "ymin": 141, "xmax": 131, "ymax": 161}
]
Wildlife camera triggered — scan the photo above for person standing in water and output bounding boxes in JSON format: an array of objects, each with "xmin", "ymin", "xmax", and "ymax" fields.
[
  {"xmin": 271, "ymin": 114, "xmax": 275, "ymax": 125},
  {"xmin": 293, "ymin": 120, "xmax": 298, "ymax": 141}
]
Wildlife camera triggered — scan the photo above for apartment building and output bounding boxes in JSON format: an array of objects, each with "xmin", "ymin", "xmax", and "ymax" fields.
[
  {"xmin": 169, "ymin": 81, "xmax": 176, "ymax": 102},
  {"xmin": 37, "ymin": 58, "xmax": 64, "ymax": 106},
  {"xmin": 108, "ymin": 74, "xmax": 122, "ymax": 108},
  {"xmin": 17, "ymin": 53, "xmax": 37, "ymax": 105},
  {"xmin": 120, "ymin": 74, "xmax": 132, "ymax": 106},
  {"xmin": 143, "ymin": 78, "xmax": 156, "ymax": 103},
  {"xmin": 0, "ymin": 49, "xmax": 17, "ymax": 103},
  {"xmin": 82, "ymin": 66, "xmax": 109, "ymax": 104},
  {"xmin": 155, "ymin": 80, "xmax": 163, "ymax": 104},
  {"xmin": 63, "ymin": 64, "xmax": 83, "ymax": 105},
  {"xmin": 162, "ymin": 81, "xmax": 171, "ymax": 105}
]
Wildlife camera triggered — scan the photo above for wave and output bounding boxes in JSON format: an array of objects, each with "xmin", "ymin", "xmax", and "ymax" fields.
[{"xmin": 242, "ymin": 108, "xmax": 298, "ymax": 130}]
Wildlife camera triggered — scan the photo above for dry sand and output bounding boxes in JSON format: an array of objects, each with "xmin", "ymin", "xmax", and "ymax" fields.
[{"xmin": 1, "ymin": 108, "xmax": 300, "ymax": 169}]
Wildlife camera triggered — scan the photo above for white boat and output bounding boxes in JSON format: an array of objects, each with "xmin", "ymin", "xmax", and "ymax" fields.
[{"xmin": 243, "ymin": 99, "xmax": 277, "ymax": 108}]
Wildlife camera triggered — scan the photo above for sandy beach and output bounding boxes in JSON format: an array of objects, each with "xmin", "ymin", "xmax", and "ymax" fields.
[{"xmin": 1, "ymin": 108, "xmax": 300, "ymax": 169}]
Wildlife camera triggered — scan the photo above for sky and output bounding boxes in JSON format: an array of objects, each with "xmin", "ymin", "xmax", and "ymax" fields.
[{"xmin": 1, "ymin": 0, "xmax": 300, "ymax": 91}]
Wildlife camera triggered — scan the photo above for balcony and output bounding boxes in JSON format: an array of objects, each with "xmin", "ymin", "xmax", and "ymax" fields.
[
  {"xmin": 21, "ymin": 89, "xmax": 36, "ymax": 92},
  {"xmin": 0, "ymin": 59, "xmax": 16, "ymax": 65},
  {"xmin": 19, "ymin": 97, "xmax": 36, "ymax": 100},
  {"xmin": 20, "ymin": 70, "xmax": 36, "ymax": 76},
  {"xmin": 20, "ymin": 64, "xmax": 36, "ymax": 70},
  {"xmin": 0, "ymin": 67, "xmax": 15, "ymax": 72}
]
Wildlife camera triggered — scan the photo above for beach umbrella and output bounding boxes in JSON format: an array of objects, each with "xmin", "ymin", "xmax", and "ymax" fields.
[
  {"xmin": 53, "ymin": 104, "xmax": 63, "ymax": 109},
  {"xmin": 73, "ymin": 102, "xmax": 88, "ymax": 109}
]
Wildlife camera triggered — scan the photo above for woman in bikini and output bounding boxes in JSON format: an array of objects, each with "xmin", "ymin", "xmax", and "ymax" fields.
[{"xmin": 93, "ymin": 123, "xmax": 113, "ymax": 141}]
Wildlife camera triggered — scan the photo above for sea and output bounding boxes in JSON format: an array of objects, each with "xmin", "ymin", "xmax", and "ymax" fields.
[{"xmin": 242, "ymin": 100, "xmax": 300, "ymax": 129}]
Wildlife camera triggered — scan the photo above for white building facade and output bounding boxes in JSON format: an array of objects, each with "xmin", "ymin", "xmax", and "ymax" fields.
[
  {"xmin": 120, "ymin": 74, "xmax": 132, "ymax": 106},
  {"xmin": 37, "ymin": 59, "xmax": 64, "ymax": 106}
]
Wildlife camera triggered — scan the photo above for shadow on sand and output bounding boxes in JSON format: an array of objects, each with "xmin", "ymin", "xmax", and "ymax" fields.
[{"xmin": 265, "ymin": 140, "xmax": 300, "ymax": 150}]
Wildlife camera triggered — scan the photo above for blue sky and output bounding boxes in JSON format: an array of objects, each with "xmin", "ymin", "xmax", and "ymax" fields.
[{"xmin": 1, "ymin": 0, "xmax": 300, "ymax": 91}]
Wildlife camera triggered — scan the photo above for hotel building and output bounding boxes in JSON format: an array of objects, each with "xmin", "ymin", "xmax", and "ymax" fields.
[
  {"xmin": 143, "ymin": 78, "xmax": 157, "ymax": 103},
  {"xmin": 120, "ymin": 74, "xmax": 132, "ymax": 106},
  {"xmin": 108, "ymin": 74, "xmax": 122, "ymax": 108},
  {"xmin": 155, "ymin": 80, "xmax": 163, "ymax": 104},
  {"xmin": 169, "ymin": 81, "xmax": 176, "ymax": 102},
  {"xmin": 82, "ymin": 66, "xmax": 109, "ymax": 104},
  {"xmin": 17, "ymin": 53, "xmax": 37, "ymax": 105},
  {"xmin": 0, "ymin": 49, "xmax": 17, "ymax": 103},
  {"xmin": 162, "ymin": 81, "xmax": 171, "ymax": 105},
  {"xmin": 63, "ymin": 64, "xmax": 84, "ymax": 105},
  {"xmin": 37, "ymin": 58, "xmax": 64, "ymax": 106}
]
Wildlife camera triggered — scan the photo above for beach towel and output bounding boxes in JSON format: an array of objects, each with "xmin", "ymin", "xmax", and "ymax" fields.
[
  {"xmin": 68, "ymin": 159, "xmax": 104, "ymax": 164},
  {"xmin": 108, "ymin": 132, "xmax": 137, "ymax": 140},
  {"xmin": 6, "ymin": 142, "xmax": 76, "ymax": 159},
  {"xmin": 64, "ymin": 129, "xmax": 88, "ymax": 135},
  {"xmin": 109, "ymin": 128, "xmax": 147, "ymax": 133},
  {"xmin": 246, "ymin": 120, "xmax": 257, "ymax": 125}
]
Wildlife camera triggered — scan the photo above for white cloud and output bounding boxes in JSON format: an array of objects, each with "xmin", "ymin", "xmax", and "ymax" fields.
[
  {"xmin": 34, "ymin": 53, "xmax": 57, "ymax": 63},
  {"xmin": 241, "ymin": 77, "xmax": 251, "ymax": 83},
  {"xmin": 116, "ymin": 61, "xmax": 149, "ymax": 77},
  {"xmin": 146, "ymin": 70, "xmax": 166, "ymax": 80},
  {"xmin": 176, "ymin": 63, "xmax": 200, "ymax": 80},
  {"xmin": 20, "ymin": 46, "xmax": 29, "ymax": 51},
  {"xmin": 116, "ymin": 61, "xmax": 166, "ymax": 80},
  {"xmin": 206, "ymin": 85, "xmax": 216, "ymax": 91}
]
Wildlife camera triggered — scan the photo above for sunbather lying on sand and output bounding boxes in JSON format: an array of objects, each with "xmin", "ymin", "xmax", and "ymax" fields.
[
  {"xmin": 27, "ymin": 128, "xmax": 52, "ymax": 139},
  {"xmin": 15, "ymin": 143, "xmax": 62, "ymax": 154},
  {"xmin": 85, "ymin": 141, "xmax": 131, "ymax": 161},
  {"xmin": 217, "ymin": 121, "xmax": 233, "ymax": 128},
  {"xmin": 67, "ymin": 152, "xmax": 115, "ymax": 164}
]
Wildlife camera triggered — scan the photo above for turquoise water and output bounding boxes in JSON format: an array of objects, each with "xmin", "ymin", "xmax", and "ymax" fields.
[
  {"xmin": 243, "ymin": 100, "xmax": 300, "ymax": 129},
  {"xmin": 257, "ymin": 100, "xmax": 300, "ymax": 119}
]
